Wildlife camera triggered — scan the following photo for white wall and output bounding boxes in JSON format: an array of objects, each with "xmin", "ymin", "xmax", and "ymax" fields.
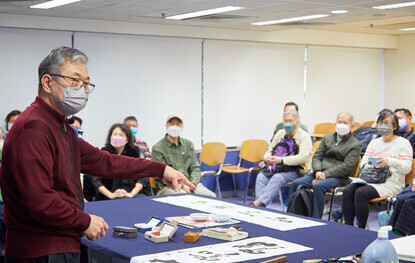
[
  {"xmin": 0, "ymin": 25, "xmax": 401, "ymax": 149},
  {"xmin": 73, "ymin": 32, "xmax": 203, "ymax": 148},
  {"xmin": 305, "ymin": 46, "xmax": 383, "ymax": 129},
  {"xmin": 203, "ymin": 40, "xmax": 305, "ymax": 146},
  {"xmin": 0, "ymin": 28, "xmax": 72, "ymax": 133},
  {"xmin": 385, "ymin": 34, "xmax": 415, "ymax": 114}
]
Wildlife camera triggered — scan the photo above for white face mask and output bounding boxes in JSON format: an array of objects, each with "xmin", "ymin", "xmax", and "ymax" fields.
[
  {"xmin": 399, "ymin": 118, "xmax": 408, "ymax": 131},
  {"xmin": 7, "ymin": 123, "xmax": 13, "ymax": 131},
  {"xmin": 336, "ymin": 123, "xmax": 351, "ymax": 136},
  {"xmin": 51, "ymin": 86, "xmax": 89, "ymax": 116},
  {"xmin": 167, "ymin": 125, "xmax": 182, "ymax": 138}
]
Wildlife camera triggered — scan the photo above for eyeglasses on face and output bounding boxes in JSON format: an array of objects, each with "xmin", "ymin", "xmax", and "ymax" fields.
[{"xmin": 50, "ymin": 74, "xmax": 95, "ymax": 94}]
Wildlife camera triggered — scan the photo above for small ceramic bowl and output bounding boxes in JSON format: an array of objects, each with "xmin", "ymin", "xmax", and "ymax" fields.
[
  {"xmin": 190, "ymin": 213, "xmax": 210, "ymax": 221},
  {"xmin": 212, "ymin": 214, "xmax": 231, "ymax": 222}
]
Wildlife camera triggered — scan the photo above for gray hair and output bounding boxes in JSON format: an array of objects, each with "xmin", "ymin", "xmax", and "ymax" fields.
[
  {"xmin": 37, "ymin": 46, "xmax": 88, "ymax": 95},
  {"xmin": 337, "ymin": 112, "xmax": 354, "ymax": 125},
  {"xmin": 283, "ymin": 109, "xmax": 300, "ymax": 122}
]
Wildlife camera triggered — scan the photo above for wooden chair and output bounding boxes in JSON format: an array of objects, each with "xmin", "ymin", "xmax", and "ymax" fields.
[
  {"xmin": 312, "ymin": 140, "xmax": 321, "ymax": 155},
  {"xmin": 351, "ymin": 122, "xmax": 361, "ymax": 132},
  {"xmin": 199, "ymin": 142, "xmax": 227, "ymax": 198},
  {"xmin": 328, "ymin": 157, "xmax": 361, "ymax": 221},
  {"xmin": 368, "ymin": 159, "xmax": 415, "ymax": 204},
  {"xmin": 314, "ymin": 122, "xmax": 335, "ymax": 135},
  {"xmin": 361, "ymin": 121, "xmax": 374, "ymax": 127},
  {"xmin": 411, "ymin": 123, "xmax": 415, "ymax": 129},
  {"xmin": 364, "ymin": 159, "xmax": 415, "ymax": 229},
  {"xmin": 221, "ymin": 139, "xmax": 268, "ymax": 203}
]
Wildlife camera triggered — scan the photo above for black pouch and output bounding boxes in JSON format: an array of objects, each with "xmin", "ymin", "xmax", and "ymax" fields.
[{"xmin": 113, "ymin": 226, "xmax": 137, "ymax": 239}]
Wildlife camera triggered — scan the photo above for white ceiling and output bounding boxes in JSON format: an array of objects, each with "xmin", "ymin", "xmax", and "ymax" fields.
[{"xmin": 1, "ymin": 0, "xmax": 415, "ymax": 35}]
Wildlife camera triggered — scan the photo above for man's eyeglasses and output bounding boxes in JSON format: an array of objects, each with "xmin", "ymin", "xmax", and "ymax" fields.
[{"xmin": 50, "ymin": 74, "xmax": 95, "ymax": 94}]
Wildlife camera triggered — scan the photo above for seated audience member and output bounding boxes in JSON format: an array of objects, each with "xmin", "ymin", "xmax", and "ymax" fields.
[
  {"xmin": 92, "ymin": 123, "xmax": 151, "ymax": 200},
  {"xmin": 68, "ymin": 115, "xmax": 83, "ymax": 137},
  {"xmin": 124, "ymin": 116, "xmax": 151, "ymax": 160},
  {"xmin": 251, "ymin": 110, "xmax": 312, "ymax": 207},
  {"xmin": 4, "ymin": 110, "xmax": 21, "ymax": 138},
  {"xmin": 152, "ymin": 114, "xmax": 216, "ymax": 197},
  {"xmin": 394, "ymin": 108, "xmax": 415, "ymax": 158},
  {"xmin": 271, "ymin": 102, "xmax": 308, "ymax": 141},
  {"xmin": 352, "ymin": 113, "xmax": 380, "ymax": 156},
  {"xmin": 288, "ymin": 112, "xmax": 362, "ymax": 219},
  {"xmin": 389, "ymin": 182, "xmax": 415, "ymax": 236},
  {"xmin": 342, "ymin": 109, "xmax": 412, "ymax": 228}
]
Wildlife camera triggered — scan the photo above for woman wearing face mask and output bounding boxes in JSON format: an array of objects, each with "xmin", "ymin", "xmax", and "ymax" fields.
[
  {"xmin": 91, "ymin": 123, "xmax": 151, "ymax": 200},
  {"xmin": 342, "ymin": 109, "xmax": 413, "ymax": 228}
]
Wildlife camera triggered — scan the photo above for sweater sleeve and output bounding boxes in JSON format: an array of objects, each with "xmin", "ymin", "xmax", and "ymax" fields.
[
  {"xmin": 79, "ymin": 139, "xmax": 166, "ymax": 180},
  {"xmin": 388, "ymin": 139, "xmax": 413, "ymax": 175},
  {"xmin": 282, "ymin": 131, "xmax": 312, "ymax": 166}
]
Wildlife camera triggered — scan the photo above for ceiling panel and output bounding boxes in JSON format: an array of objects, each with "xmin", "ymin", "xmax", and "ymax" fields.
[{"xmin": 1, "ymin": 0, "xmax": 415, "ymax": 35}]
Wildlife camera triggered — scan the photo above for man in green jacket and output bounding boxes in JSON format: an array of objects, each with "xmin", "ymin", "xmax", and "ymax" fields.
[
  {"xmin": 288, "ymin": 112, "xmax": 362, "ymax": 218},
  {"xmin": 152, "ymin": 114, "xmax": 216, "ymax": 197}
]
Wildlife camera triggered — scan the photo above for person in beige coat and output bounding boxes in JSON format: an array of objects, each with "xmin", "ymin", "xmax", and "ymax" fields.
[{"xmin": 251, "ymin": 110, "xmax": 312, "ymax": 207}]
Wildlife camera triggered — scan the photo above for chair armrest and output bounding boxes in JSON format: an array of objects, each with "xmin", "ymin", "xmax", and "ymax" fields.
[{"xmin": 201, "ymin": 171, "xmax": 218, "ymax": 176}]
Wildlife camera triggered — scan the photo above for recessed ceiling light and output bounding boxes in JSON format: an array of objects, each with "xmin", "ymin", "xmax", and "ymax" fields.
[
  {"xmin": 165, "ymin": 6, "xmax": 244, "ymax": 20},
  {"xmin": 373, "ymin": 1, "xmax": 415, "ymax": 10},
  {"xmin": 331, "ymin": 10, "xmax": 348, "ymax": 14},
  {"xmin": 400, "ymin": 27, "xmax": 415, "ymax": 31},
  {"xmin": 30, "ymin": 0, "xmax": 82, "ymax": 9},
  {"xmin": 251, "ymin": 14, "xmax": 330, "ymax": 26}
]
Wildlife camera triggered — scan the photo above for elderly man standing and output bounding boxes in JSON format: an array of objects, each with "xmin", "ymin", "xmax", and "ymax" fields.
[
  {"xmin": 152, "ymin": 114, "xmax": 216, "ymax": 197},
  {"xmin": 288, "ymin": 112, "xmax": 362, "ymax": 219},
  {"xmin": 251, "ymin": 110, "xmax": 312, "ymax": 207},
  {"xmin": 0, "ymin": 47, "xmax": 194, "ymax": 263}
]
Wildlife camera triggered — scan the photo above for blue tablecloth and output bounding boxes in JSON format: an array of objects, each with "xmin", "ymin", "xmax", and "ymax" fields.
[{"xmin": 82, "ymin": 195, "xmax": 404, "ymax": 263}]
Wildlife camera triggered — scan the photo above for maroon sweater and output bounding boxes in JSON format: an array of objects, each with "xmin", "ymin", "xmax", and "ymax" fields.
[{"xmin": 0, "ymin": 97, "xmax": 166, "ymax": 258}]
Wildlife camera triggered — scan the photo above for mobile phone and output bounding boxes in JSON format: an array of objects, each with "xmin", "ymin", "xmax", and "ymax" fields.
[{"xmin": 368, "ymin": 157, "xmax": 381, "ymax": 166}]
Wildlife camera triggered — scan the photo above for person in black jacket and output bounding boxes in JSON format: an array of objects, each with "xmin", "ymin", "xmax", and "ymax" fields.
[{"xmin": 92, "ymin": 123, "xmax": 151, "ymax": 200}]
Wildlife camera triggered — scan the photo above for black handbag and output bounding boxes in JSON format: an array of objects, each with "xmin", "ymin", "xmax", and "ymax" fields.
[{"xmin": 359, "ymin": 165, "xmax": 391, "ymax": 184}]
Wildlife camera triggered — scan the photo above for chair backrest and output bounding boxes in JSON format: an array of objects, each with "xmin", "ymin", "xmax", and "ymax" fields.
[
  {"xmin": 149, "ymin": 177, "xmax": 156, "ymax": 188},
  {"xmin": 352, "ymin": 157, "xmax": 361, "ymax": 178},
  {"xmin": 405, "ymin": 159, "xmax": 415, "ymax": 185},
  {"xmin": 361, "ymin": 121, "xmax": 374, "ymax": 127},
  {"xmin": 199, "ymin": 142, "xmax": 227, "ymax": 167},
  {"xmin": 312, "ymin": 140, "xmax": 321, "ymax": 154},
  {"xmin": 314, "ymin": 123, "xmax": 335, "ymax": 134},
  {"xmin": 239, "ymin": 139, "xmax": 268, "ymax": 163},
  {"xmin": 352, "ymin": 122, "xmax": 361, "ymax": 132}
]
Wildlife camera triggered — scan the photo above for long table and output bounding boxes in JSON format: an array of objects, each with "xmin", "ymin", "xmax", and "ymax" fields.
[{"xmin": 81, "ymin": 195, "xmax": 403, "ymax": 263}]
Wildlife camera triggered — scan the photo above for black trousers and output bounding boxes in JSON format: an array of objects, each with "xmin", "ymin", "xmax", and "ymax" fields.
[
  {"xmin": 342, "ymin": 183, "xmax": 379, "ymax": 228},
  {"xmin": 5, "ymin": 252, "xmax": 80, "ymax": 263}
]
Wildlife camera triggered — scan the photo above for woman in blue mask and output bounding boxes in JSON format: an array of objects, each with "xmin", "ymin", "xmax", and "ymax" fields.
[{"xmin": 342, "ymin": 109, "xmax": 413, "ymax": 229}]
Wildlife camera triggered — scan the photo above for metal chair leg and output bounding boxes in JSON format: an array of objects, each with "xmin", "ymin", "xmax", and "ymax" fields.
[
  {"xmin": 328, "ymin": 189, "xmax": 335, "ymax": 221},
  {"xmin": 232, "ymin": 174, "xmax": 237, "ymax": 197},
  {"xmin": 244, "ymin": 171, "xmax": 251, "ymax": 204},
  {"xmin": 216, "ymin": 175, "xmax": 222, "ymax": 199}
]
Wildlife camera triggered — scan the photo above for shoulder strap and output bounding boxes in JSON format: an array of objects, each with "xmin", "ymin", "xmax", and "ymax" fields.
[{"xmin": 299, "ymin": 189, "xmax": 313, "ymax": 216}]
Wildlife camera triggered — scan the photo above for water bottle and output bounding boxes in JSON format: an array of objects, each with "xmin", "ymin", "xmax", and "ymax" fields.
[{"xmin": 361, "ymin": 225, "xmax": 399, "ymax": 263}]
